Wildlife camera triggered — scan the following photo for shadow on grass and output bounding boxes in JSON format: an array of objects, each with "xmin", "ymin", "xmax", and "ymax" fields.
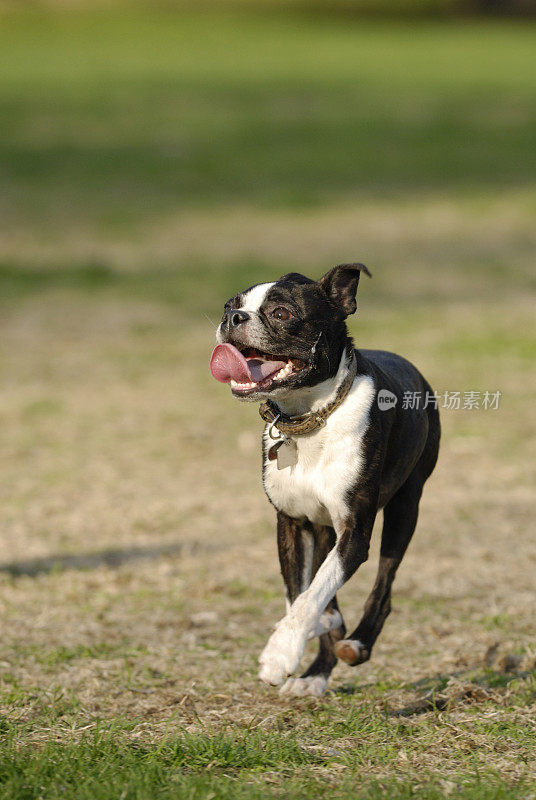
[
  {"xmin": 0, "ymin": 540, "xmax": 219, "ymax": 578},
  {"xmin": 336, "ymin": 664, "xmax": 536, "ymax": 716},
  {"xmin": 3, "ymin": 82, "xmax": 536, "ymax": 218}
]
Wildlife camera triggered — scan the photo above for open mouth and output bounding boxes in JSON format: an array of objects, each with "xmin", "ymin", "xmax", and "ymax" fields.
[{"xmin": 210, "ymin": 343, "xmax": 307, "ymax": 393}]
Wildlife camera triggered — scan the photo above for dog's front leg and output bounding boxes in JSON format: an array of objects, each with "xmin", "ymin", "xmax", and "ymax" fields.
[
  {"xmin": 259, "ymin": 507, "xmax": 376, "ymax": 686},
  {"xmin": 257, "ymin": 512, "xmax": 313, "ymax": 687}
]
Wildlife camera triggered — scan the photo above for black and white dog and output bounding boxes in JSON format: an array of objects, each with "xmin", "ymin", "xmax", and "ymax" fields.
[{"xmin": 210, "ymin": 265, "xmax": 440, "ymax": 697}]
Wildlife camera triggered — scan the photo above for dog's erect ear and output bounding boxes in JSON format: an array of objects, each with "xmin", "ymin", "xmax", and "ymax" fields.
[{"xmin": 318, "ymin": 263, "xmax": 372, "ymax": 317}]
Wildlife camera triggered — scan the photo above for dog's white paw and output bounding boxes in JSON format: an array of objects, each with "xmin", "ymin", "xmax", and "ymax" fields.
[
  {"xmin": 279, "ymin": 675, "xmax": 328, "ymax": 697},
  {"xmin": 308, "ymin": 609, "xmax": 343, "ymax": 639},
  {"xmin": 258, "ymin": 618, "xmax": 305, "ymax": 686},
  {"xmin": 259, "ymin": 657, "xmax": 288, "ymax": 687}
]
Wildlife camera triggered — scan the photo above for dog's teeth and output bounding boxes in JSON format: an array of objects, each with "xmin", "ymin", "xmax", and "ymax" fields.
[
  {"xmin": 232, "ymin": 362, "xmax": 293, "ymax": 389},
  {"xmin": 273, "ymin": 362, "xmax": 292, "ymax": 381},
  {"xmin": 231, "ymin": 379, "xmax": 258, "ymax": 390}
]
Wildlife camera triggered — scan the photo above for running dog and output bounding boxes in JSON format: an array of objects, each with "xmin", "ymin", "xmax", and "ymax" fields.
[{"xmin": 210, "ymin": 264, "xmax": 440, "ymax": 696}]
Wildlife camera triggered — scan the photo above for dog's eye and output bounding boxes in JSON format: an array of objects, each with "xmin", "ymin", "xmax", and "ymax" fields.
[{"xmin": 271, "ymin": 307, "xmax": 292, "ymax": 321}]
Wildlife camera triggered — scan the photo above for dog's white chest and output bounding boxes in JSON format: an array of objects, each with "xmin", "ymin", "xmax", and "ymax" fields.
[{"xmin": 263, "ymin": 375, "xmax": 375, "ymax": 527}]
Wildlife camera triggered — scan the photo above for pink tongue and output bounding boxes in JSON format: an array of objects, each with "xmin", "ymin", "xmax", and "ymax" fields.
[
  {"xmin": 210, "ymin": 343, "xmax": 286, "ymax": 384},
  {"xmin": 210, "ymin": 344, "xmax": 250, "ymax": 383}
]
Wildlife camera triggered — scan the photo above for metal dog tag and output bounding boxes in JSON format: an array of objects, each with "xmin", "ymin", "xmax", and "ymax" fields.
[{"xmin": 276, "ymin": 438, "xmax": 297, "ymax": 470}]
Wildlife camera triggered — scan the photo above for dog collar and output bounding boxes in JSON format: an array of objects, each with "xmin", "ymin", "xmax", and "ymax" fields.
[{"xmin": 259, "ymin": 351, "xmax": 357, "ymax": 437}]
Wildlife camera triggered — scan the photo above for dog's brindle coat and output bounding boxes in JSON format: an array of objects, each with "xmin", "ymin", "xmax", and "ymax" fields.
[{"xmin": 214, "ymin": 265, "xmax": 440, "ymax": 696}]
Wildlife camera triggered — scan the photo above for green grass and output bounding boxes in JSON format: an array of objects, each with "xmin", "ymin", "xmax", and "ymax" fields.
[
  {"xmin": 0, "ymin": 727, "xmax": 314, "ymax": 800},
  {"xmin": 0, "ymin": 721, "xmax": 533, "ymax": 800},
  {"xmin": 1, "ymin": 667, "xmax": 535, "ymax": 798},
  {"xmin": 1, "ymin": 10, "xmax": 536, "ymax": 230}
]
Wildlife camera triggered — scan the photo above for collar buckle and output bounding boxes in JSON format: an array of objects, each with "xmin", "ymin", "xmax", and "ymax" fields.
[{"xmin": 268, "ymin": 414, "xmax": 284, "ymax": 440}]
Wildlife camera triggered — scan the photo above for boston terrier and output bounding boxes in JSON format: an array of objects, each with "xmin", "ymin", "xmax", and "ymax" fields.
[{"xmin": 210, "ymin": 265, "xmax": 440, "ymax": 697}]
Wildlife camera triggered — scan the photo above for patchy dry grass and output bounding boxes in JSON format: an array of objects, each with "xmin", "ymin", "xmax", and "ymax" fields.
[
  {"xmin": 0, "ymin": 5, "xmax": 535, "ymax": 798},
  {"xmin": 0, "ymin": 247, "xmax": 534, "ymax": 796}
]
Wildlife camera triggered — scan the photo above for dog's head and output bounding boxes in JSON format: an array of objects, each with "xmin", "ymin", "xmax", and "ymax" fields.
[{"xmin": 210, "ymin": 264, "xmax": 371, "ymax": 401}]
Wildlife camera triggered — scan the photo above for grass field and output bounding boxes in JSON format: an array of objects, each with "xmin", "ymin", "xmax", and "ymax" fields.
[{"xmin": 0, "ymin": 5, "xmax": 535, "ymax": 798}]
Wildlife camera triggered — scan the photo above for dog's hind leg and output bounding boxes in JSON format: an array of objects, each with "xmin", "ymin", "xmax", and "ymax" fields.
[
  {"xmin": 335, "ymin": 407, "xmax": 440, "ymax": 668},
  {"xmin": 280, "ymin": 524, "xmax": 346, "ymax": 697},
  {"xmin": 276, "ymin": 512, "xmax": 315, "ymax": 608},
  {"xmin": 334, "ymin": 466, "xmax": 425, "ymax": 667}
]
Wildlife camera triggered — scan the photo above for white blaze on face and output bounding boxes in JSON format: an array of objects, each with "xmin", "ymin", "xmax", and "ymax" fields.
[
  {"xmin": 216, "ymin": 281, "xmax": 276, "ymax": 344},
  {"xmin": 240, "ymin": 282, "xmax": 276, "ymax": 314}
]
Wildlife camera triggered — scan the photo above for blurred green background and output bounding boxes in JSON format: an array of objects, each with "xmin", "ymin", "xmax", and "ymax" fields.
[{"xmin": 1, "ymin": 1, "xmax": 535, "ymax": 314}]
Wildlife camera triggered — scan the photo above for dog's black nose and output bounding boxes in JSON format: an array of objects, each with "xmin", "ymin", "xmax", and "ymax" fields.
[{"xmin": 229, "ymin": 310, "xmax": 250, "ymax": 327}]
